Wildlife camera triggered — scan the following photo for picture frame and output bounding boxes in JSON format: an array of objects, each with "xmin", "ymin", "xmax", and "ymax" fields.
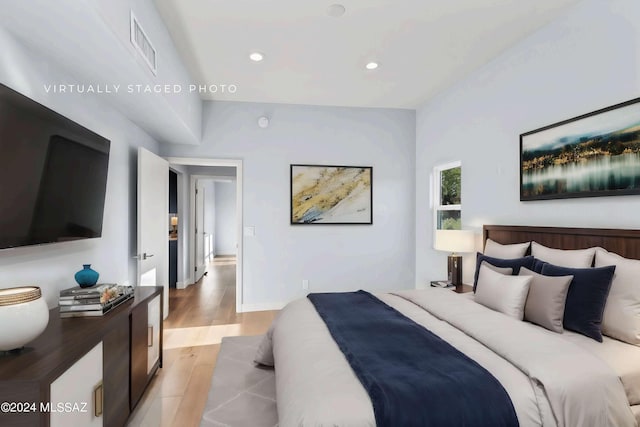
[
  {"xmin": 290, "ymin": 164, "xmax": 373, "ymax": 225},
  {"xmin": 520, "ymin": 97, "xmax": 640, "ymax": 201}
]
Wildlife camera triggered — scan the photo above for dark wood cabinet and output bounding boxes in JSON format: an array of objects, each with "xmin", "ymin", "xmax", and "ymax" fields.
[
  {"xmin": 130, "ymin": 292, "xmax": 162, "ymax": 410},
  {"xmin": 0, "ymin": 286, "xmax": 163, "ymax": 427},
  {"xmin": 103, "ymin": 317, "xmax": 130, "ymax": 427}
]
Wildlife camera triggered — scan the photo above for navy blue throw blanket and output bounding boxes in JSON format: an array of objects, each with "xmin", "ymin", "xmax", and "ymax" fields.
[{"xmin": 307, "ymin": 290, "xmax": 518, "ymax": 427}]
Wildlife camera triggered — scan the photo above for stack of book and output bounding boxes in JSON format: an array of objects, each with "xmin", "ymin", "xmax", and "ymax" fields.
[{"xmin": 59, "ymin": 284, "xmax": 134, "ymax": 318}]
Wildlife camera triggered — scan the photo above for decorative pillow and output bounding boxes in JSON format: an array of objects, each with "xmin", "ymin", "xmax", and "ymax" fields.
[
  {"xmin": 595, "ymin": 248, "xmax": 640, "ymax": 345},
  {"xmin": 484, "ymin": 239, "xmax": 530, "ymax": 259},
  {"xmin": 531, "ymin": 241, "xmax": 595, "ymax": 268},
  {"xmin": 475, "ymin": 265, "xmax": 532, "ymax": 320},
  {"xmin": 532, "ymin": 258, "xmax": 547, "ymax": 273},
  {"xmin": 254, "ymin": 324, "xmax": 275, "ymax": 366},
  {"xmin": 519, "ymin": 267, "xmax": 572, "ymax": 333},
  {"xmin": 480, "ymin": 261, "xmax": 513, "ymax": 276},
  {"xmin": 473, "ymin": 253, "xmax": 535, "ymax": 292},
  {"xmin": 540, "ymin": 262, "xmax": 615, "ymax": 342}
]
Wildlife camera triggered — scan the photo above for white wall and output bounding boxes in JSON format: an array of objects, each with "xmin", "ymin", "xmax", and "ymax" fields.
[
  {"xmin": 415, "ymin": 0, "xmax": 640, "ymax": 286},
  {"xmin": 93, "ymin": 0, "xmax": 202, "ymax": 140},
  {"xmin": 214, "ymin": 181, "xmax": 237, "ymax": 256},
  {"xmin": 161, "ymin": 101, "xmax": 416, "ymax": 309},
  {"xmin": 0, "ymin": 27, "xmax": 161, "ymax": 308},
  {"xmin": 0, "ymin": 0, "xmax": 202, "ymax": 145}
]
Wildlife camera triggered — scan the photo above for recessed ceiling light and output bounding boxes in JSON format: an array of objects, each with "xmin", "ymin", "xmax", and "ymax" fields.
[
  {"xmin": 365, "ymin": 62, "xmax": 379, "ymax": 70},
  {"xmin": 249, "ymin": 52, "xmax": 264, "ymax": 62},
  {"xmin": 327, "ymin": 4, "xmax": 346, "ymax": 18}
]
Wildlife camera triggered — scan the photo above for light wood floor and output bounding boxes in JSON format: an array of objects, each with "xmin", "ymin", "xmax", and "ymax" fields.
[{"xmin": 127, "ymin": 257, "xmax": 278, "ymax": 427}]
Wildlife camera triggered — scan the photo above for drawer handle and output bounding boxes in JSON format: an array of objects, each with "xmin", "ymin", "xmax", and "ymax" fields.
[
  {"xmin": 148, "ymin": 325, "xmax": 153, "ymax": 347},
  {"xmin": 93, "ymin": 381, "xmax": 103, "ymax": 417}
]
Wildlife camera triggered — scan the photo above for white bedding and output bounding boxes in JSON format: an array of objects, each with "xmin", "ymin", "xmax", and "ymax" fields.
[
  {"xmin": 633, "ymin": 406, "xmax": 640, "ymax": 424},
  {"xmin": 561, "ymin": 330, "xmax": 640, "ymax": 405},
  {"xmin": 270, "ymin": 288, "xmax": 637, "ymax": 427},
  {"xmin": 463, "ymin": 292, "xmax": 640, "ymax": 406}
]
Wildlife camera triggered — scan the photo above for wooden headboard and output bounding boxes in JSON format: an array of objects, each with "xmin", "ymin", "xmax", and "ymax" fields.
[{"xmin": 483, "ymin": 225, "xmax": 640, "ymax": 261}]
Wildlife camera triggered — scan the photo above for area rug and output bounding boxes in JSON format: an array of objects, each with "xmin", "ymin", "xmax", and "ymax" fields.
[{"xmin": 200, "ymin": 335, "xmax": 278, "ymax": 427}]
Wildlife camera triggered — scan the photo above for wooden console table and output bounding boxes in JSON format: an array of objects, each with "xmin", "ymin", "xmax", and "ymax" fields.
[{"xmin": 0, "ymin": 286, "xmax": 163, "ymax": 427}]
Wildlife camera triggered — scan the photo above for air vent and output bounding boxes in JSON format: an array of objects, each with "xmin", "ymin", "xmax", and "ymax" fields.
[{"xmin": 130, "ymin": 11, "xmax": 157, "ymax": 75}]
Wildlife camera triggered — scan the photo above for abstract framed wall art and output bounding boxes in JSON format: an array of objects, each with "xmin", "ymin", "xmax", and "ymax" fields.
[
  {"xmin": 520, "ymin": 97, "xmax": 640, "ymax": 201},
  {"xmin": 290, "ymin": 164, "xmax": 373, "ymax": 224}
]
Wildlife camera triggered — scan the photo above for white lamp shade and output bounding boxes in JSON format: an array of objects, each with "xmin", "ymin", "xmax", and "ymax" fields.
[{"xmin": 434, "ymin": 230, "xmax": 476, "ymax": 253}]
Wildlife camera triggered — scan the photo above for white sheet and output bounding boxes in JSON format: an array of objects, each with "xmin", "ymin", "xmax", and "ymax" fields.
[
  {"xmin": 462, "ymin": 291, "xmax": 640, "ymax": 406},
  {"xmin": 632, "ymin": 405, "xmax": 640, "ymax": 424},
  {"xmin": 560, "ymin": 331, "xmax": 640, "ymax": 406}
]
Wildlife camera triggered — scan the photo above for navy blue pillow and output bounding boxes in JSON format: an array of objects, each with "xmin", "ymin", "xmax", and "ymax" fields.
[
  {"xmin": 540, "ymin": 263, "xmax": 615, "ymax": 342},
  {"xmin": 532, "ymin": 258, "xmax": 547, "ymax": 273},
  {"xmin": 473, "ymin": 253, "xmax": 535, "ymax": 292}
]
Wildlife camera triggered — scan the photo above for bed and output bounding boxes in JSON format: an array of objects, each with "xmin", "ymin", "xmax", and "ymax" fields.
[{"xmin": 259, "ymin": 225, "xmax": 640, "ymax": 427}]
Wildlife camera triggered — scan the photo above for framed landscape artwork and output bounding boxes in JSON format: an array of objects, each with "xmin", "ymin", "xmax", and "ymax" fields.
[
  {"xmin": 290, "ymin": 164, "xmax": 373, "ymax": 224},
  {"xmin": 520, "ymin": 97, "xmax": 640, "ymax": 201}
]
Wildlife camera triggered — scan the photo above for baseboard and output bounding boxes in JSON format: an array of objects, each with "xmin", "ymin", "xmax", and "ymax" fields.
[
  {"xmin": 176, "ymin": 274, "xmax": 195, "ymax": 289},
  {"xmin": 240, "ymin": 301, "xmax": 287, "ymax": 312}
]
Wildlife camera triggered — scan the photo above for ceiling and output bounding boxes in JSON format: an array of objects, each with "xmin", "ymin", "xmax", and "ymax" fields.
[{"xmin": 155, "ymin": 0, "xmax": 581, "ymax": 109}]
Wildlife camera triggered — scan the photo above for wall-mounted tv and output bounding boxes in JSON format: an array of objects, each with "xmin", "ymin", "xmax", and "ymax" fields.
[{"xmin": 0, "ymin": 83, "xmax": 110, "ymax": 250}]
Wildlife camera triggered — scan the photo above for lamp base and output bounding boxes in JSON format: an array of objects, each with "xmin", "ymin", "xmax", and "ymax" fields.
[{"xmin": 447, "ymin": 254, "xmax": 463, "ymax": 286}]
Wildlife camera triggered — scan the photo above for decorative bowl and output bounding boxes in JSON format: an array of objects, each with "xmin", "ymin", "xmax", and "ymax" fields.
[{"xmin": 0, "ymin": 286, "xmax": 49, "ymax": 352}]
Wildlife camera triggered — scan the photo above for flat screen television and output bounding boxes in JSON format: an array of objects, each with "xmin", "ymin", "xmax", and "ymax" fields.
[{"xmin": 0, "ymin": 83, "xmax": 110, "ymax": 250}]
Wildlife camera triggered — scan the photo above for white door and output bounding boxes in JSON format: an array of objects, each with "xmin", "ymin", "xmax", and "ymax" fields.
[
  {"xmin": 194, "ymin": 182, "xmax": 206, "ymax": 282},
  {"xmin": 137, "ymin": 147, "xmax": 169, "ymax": 319}
]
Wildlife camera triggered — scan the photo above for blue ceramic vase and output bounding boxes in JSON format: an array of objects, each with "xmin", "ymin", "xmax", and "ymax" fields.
[{"xmin": 75, "ymin": 264, "xmax": 99, "ymax": 288}]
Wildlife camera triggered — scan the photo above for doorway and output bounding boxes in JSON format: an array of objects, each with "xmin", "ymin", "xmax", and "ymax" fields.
[
  {"xmin": 169, "ymin": 170, "xmax": 179, "ymax": 289},
  {"xmin": 165, "ymin": 158, "xmax": 243, "ymax": 313}
]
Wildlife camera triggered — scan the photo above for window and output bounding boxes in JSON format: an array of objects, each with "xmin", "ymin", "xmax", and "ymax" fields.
[{"xmin": 433, "ymin": 162, "xmax": 461, "ymax": 230}]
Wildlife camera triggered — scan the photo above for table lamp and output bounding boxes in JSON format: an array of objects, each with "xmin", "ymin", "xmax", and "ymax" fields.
[
  {"xmin": 170, "ymin": 216, "xmax": 178, "ymax": 235},
  {"xmin": 434, "ymin": 230, "xmax": 475, "ymax": 285}
]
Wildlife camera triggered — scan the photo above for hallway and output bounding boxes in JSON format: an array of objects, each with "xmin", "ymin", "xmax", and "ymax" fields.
[
  {"xmin": 127, "ymin": 256, "xmax": 278, "ymax": 427},
  {"xmin": 165, "ymin": 255, "xmax": 239, "ymax": 329}
]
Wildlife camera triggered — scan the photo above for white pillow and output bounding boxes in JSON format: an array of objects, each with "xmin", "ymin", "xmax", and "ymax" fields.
[
  {"xmin": 519, "ymin": 267, "xmax": 572, "ymax": 333},
  {"xmin": 475, "ymin": 264, "xmax": 532, "ymax": 320},
  {"xmin": 484, "ymin": 239, "xmax": 530, "ymax": 259},
  {"xmin": 596, "ymin": 248, "xmax": 640, "ymax": 345},
  {"xmin": 531, "ymin": 241, "xmax": 595, "ymax": 268},
  {"xmin": 254, "ymin": 323, "xmax": 275, "ymax": 366},
  {"xmin": 480, "ymin": 260, "xmax": 513, "ymax": 275}
]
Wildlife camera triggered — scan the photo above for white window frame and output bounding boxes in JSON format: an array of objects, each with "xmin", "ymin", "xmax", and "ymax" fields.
[{"xmin": 432, "ymin": 161, "xmax": 462, "ymax": 231}]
